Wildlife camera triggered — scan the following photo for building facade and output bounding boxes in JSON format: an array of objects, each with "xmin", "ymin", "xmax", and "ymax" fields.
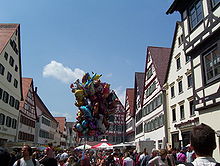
[
  {"xmin": 0, "ymin": 24, "xmax": 23, "ymax": 144},
  {"xmin": 66, "ymin": 122, "xmax": 77, "ymax": 148},
  {"xmin": 125, "ymin": 88, "xmax": 135, "ymax": 143},
  {"xmin": 167, "ymin": 0, "xmax": 220, "ymax": 161},
  {"xmin": 34, "ymin": 88, "xmax": 59, "ymax": 146},
  {"xmin": 164, "ymin": 22, "xmax": 199, "ymax": 149},
  {"xmin": 135, "ymin": 72, "xmax": 145, "ymax": 142},
  {"xmin": 140, "ymin": 47, "xmax": 171, "ymax": 149},
  {"xmin": 55, "ymin": 117, "xmax": 67, "ymax": 148},
  {"xmin": 17, "ymin": 78, "xmax": 37, "ymax": 144}
]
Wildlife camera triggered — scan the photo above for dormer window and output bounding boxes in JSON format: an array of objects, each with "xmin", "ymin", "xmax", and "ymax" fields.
[{"xmin": 189, "ymin": 0, "xmax": 204, "ymax": 30}]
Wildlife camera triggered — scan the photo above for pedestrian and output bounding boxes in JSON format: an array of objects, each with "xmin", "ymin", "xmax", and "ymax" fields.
[
  {"xmin": 138, "ymin": 148, "xmax": 148, "ymax": 164},
  {"xmin": 148, "ymin": 149, "xmax": 172, "ymax": 166},
  {"xmin": 177, "ymin": 147, "xmax": 187, "ymax": 163},
  {"xmin": 178, "ymin": 123, "xmax": 220, "ymax": 166},
  {"xmin": 0, "ymin": 147, "xmax": 11, "ymax": 166},
  {"xmin": 13, "ymin": 145, "xmax": 40, "ymax": 166},
  {"xmin": 45, "ymin": 143, "xmax": 55, "ymax": 158},
  {"xmin": 122, "ymin": 152, "xmax": 134, "ymax": 166}
]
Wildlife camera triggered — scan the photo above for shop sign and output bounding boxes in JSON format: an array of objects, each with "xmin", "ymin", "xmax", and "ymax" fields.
[{"xmin": 174, "ymin": 117, "xmax": 199, "ymax": 129}]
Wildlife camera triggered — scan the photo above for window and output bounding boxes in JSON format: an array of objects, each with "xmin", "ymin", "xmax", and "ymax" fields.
[
  {"xmin": 204, "ymin": 47, "xmax": 220, "ymax": 82},
  {"xmin": 136, "ymin": 123, "xmax": 143, "ymax": 135},
  {"xmin": 186, "ymin": 55, "xmax": 191, "ymax": 63},
  {"xmin": 189, "ymin": 0, "xmax": 204, "ymax": 29},
  {"xmin": 176, "ymin": 57, "xmax": 181, "ymax": 70},
  {"xmin": 15, "ymin": 100, "xmax": 20, "ymax": 110},
  {"xmin": 180, "ymin": 105, "xmax": 185, "ymax": 120},
  {"xmin": 0, "ymin": 88, "xmax": 3, "ymax": 99},
  {"xmin": 187, "ymin": 74, "xmax": 193, "ymax": 88},
  {"xmin": 189, "ymin": 101, "xmax": 195, "ymax": 116},
  {"xmin": 0, "ymin": 63, "xmax": 5, "ymax": 75},
  {"xmin": 172, "ymin": 108, "xmax": 176, "ymax": 122},
  {"xmin": 178, "ymin": 81, "xmax": 183, "ymax": 94},
  {"xmin": 171, "ymin": 86, "xmax": 175, "ymax": 98},
  {"xmin": 7, "ymin": 72, "xmax": 12, "ymax": 82},
  {"xmin": 178, "ymin": 34, "xmax": 184, "ymax": 46},
  {"xmin": 211, "ymin": 0, "xmax": 220, "ymax": 8},
  {"xmin": 6, "ymin": 116, "xmax": 12, "ymax": 127},
  {"xmin": 9, "ymin": 96, "xmax": 15, "ymax": 107},
  {"xmin": 9, "ymin": 56, "xmax": 14, "ymax": 67},
  {"xmin": 0, "ymin": 113, "xmax": 5, "ymax": 125},
  {"xmin": 4, "ymin": 52, "xmax": 8, "ymax": 60},
  {"xmin": 3, "ymin": 91, "xmax": 9, "ymax": 103},
  {"xmin": 12, "ymin": 119, "xmax": 17, "ymax": 129},
  {"xmin": 15, "ymin": 65, "xmax": 18, "ymax": 72},
  {"xmin": 14, "ymin": 79, "xmax": 18, "ymax": 88},
  {"xmin": 147, "ymin": 67, "xmax": 153, "ymax": 79}
]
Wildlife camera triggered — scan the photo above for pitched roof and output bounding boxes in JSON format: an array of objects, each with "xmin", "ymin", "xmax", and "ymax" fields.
[
  {"xmin": 148, "ymin": 46, "xmax": 171, "ymax": 87},
  {"xmin": 34, "ymin": 91, "xmax": 58, "ymax": 124},
  {"xmin": 20, "ymin": 78, "xmax": 33, "ymax": 108},
  {"xmin": 55, "ymin": 117, "xmax": 66, "ymax": 132},
  {"xmin": 135, "ymin": 72, "xmax": 145, "ymax": 108},
  {"xmin": 125, "ymin": 88, "xmax": 135, "ymax": 116},
  {"xmin": 0, "ymin": 24, "xmax": 19, "ymax": 54}
]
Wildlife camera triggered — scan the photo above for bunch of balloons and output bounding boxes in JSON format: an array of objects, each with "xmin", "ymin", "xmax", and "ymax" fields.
[{"xmin": 70, "ymin": 72, "xmax": 118, "ymax": 137}]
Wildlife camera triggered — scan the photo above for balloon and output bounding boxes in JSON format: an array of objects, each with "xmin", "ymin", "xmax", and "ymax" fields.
[
  {"xmin": 70, "ymin": 72, "xmax": 117, "ymax": 137},
  {"xmin": 79, "ymin": 105, "xmax": 92, "ymax": 119},
  {"xmin": 75, "ymin": 123, "xmax": 83, "ymax": 132},
  {"xmin": 82, "ymin": 120, "xmax": 89, "ymax": 128}
]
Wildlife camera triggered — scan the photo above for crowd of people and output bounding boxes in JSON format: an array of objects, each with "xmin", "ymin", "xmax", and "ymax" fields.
[{"xmin": 0, "ymin": 123, "xmax": 219, "ymax": 166}]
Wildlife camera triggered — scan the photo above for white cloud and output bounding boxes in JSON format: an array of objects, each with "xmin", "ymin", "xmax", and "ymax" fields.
[
  {"xmin": 114, "ymin": 86, "xmax": 126, "ymax": 106},
  {"xmin": 43, "ymin": 60, "xmax": 85, "ymax": 84}
]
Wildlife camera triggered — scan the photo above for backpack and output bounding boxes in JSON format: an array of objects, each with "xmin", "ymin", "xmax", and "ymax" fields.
[{"xmin": 17, "ymin": 158, "xmax": 36, "ymax": 166}]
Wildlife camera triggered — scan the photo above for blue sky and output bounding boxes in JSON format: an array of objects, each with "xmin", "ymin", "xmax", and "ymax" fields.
[{"xmin": 0, "ymin": 0, "xmax": 179, "ymax": 121}]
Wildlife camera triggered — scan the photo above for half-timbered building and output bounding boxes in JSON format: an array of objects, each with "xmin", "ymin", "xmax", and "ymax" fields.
[
  {"xmin": 167, "ymin": 0, "xmax": 220, "ymax": 160},
  {"xmin": 18, "ymin": 78, "xmax": 37, "ymax": 143},
  {"xmin": 125, "ymin": 88, "xmax": 135, "ymax": 143},
  {"xmin": 141, "ymin": 46, "xmax": 171, "ymax": 149}
]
